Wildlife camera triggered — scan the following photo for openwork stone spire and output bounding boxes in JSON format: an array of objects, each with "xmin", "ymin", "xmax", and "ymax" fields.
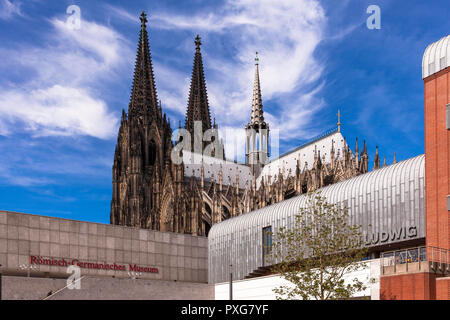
[
  {"xmin": 185, "ymin": 35, "xmax": 212, "ymax": 135},
  {"xmin": 128, "ymin": 11, "xmax": 160, "ymax": 121},
  {"xmin": 249, "ymin": 52, "xmax": 264, "ymax": 126},
  {"xmin": 245, "ymin": 52, "xmax": 269, "ymax": 176}
]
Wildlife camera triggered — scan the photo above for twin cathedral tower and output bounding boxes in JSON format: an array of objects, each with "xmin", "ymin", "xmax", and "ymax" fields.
[{"xmin": 110, "ymin": 12, "xmax": 379, "ymax": 236}]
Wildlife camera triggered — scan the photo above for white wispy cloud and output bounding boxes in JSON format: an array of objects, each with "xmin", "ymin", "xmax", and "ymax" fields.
[
  {"xmin": 0, "ymin": 0, "xmax": 22, "ymax": 20},
  {"xmin": 104, "ymin": 4, "xmax": 140, "ymax": 24},
  {"xmin": 0, "ymin": 16, "xmax": 132, "ymax": 139},
  {"xmin": 0, "ymin": 85, "xmax": 117, "ymax": 138},
  {"xmin": 0, "ymin": 160, "xmax": 54, "ymax": 187}
]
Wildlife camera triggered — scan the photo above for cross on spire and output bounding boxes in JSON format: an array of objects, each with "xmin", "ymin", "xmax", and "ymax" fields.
[
  {"xmin": 195, "ymin": 35, "xmax": 202, "ymax": 50},
  {"xmin": 140, "ymin": 11, "xmax": 147, "ymax": 25}
]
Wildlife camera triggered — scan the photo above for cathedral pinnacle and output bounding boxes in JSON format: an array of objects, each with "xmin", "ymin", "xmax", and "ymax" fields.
[
  {"xmin": 337, "ymin": 109, "xmax": 342, "ymax": 132},
  {"xmin": 185, "ymin": 34, "xmax": 213, "ymax": 150},
  {"xmin": 128, "ymin": 11, "xmax": 159, "ymax": 121},
  {"xmin": 248, "ymin": 52, "xmax": 264, "ymax": 126},
  {"xmin": 195, "ymin": 35, "xmax": 202, "ymax": 50},
  {"xmin": 140, "ymin": 11, "xmax": 148, "ymax": 25}
]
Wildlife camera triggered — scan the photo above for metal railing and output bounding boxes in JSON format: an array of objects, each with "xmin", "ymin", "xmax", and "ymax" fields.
[{"xmin": 381, "ymin": 246, "xmax": 449, "ymax": 274}]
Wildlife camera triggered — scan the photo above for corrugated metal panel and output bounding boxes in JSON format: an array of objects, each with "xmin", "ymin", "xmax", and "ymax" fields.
[
  {"xmin": 422, "ymin": 35, "xmax": 450, "ymax": 79},
  {"xmin": 208, "ymin": 155, "xmax": 425, "ymax": 283}
]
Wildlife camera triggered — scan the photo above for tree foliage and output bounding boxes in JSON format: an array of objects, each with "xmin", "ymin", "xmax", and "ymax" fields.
[{"xmin": 268, "ymin": 192, "xmax": 368, "ymax": 300}]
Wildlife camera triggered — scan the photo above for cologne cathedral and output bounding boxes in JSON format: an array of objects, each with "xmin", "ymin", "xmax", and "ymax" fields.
[{"xmin": 110, "ymin": 12, "xmax": 388, "ymax": 236}]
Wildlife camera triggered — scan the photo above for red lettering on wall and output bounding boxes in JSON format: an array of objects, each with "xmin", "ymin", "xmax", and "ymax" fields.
[{"xmin": 27, "ymin": 256, "xmax": 159, "ymax": 274}]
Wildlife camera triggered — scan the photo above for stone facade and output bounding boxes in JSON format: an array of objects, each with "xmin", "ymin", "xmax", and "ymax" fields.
[
  {"xmin": 2, "ymin": 276, "xmax": 213, "ymax": 300},
  {"xmin": 0, "ymin": 210, "xmax": 208, "ymax": 283}
]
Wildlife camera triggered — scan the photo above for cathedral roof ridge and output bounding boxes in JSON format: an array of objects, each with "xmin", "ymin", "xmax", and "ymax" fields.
[
  {"xmin": 182, "ymin": 150, "xmax": 248, "ymax": 168},
  {"xmin": 273, "ymin": 126, "xmax": 340, "ymax": 162}
]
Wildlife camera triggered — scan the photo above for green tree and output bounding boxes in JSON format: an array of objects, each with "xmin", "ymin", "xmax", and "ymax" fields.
[{"xmin": 268, "ymin": 192, "xmax": 368, "ymax": 300}]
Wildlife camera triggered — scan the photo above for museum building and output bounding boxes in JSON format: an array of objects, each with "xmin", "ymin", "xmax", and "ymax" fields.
[{"xmin": 210, "ymin": 35, "xmax": 450, "ymax": 300}]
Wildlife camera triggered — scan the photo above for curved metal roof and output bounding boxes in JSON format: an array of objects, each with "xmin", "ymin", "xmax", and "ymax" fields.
[
  {"xmin": 209, "ymin": 154, "xmax": 424, "ymax": 239},
  {"xmin": 208, "ymin": 154, "xmax": 425, "ymax": 283},
  {"xmin": 422, "ymin": 35, "xmax": 450, "ymax": 79}
]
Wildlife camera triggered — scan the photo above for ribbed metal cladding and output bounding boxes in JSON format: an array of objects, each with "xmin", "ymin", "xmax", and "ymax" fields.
[
  {"xmin": 422, "ymin": 35, "xmax": 450, "ymax": 79},
  {"xmin": 208, "ymin": 155, "xmax": 425, "ymax": 284}
]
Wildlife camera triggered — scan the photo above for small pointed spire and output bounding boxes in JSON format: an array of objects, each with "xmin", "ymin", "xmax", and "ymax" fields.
[
  {"xmin": 248, "ymin": 51, "xmax": 264, "ymax": 126},
  {"xmin": 383, "ymin": 156, "xmax": 387, "ymax": 167},
  {"xmin": 330, "ymin": 139, "xmax": 335, "ymax": 169},
  {"xmin": 393, "ymin": 152, "xmax": 397, "ymax": 164},
  {"xmin": 374, "ymin": 146, "xmax": 380, "ymax": 170},
  {"xmin": 337, "ymin": 109, "xmax": 342, "ymax": 132}
]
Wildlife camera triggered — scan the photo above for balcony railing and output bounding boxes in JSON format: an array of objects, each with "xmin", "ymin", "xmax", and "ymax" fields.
[{"xmin": 381, "ymin": 246, "xmax": 450, "ymax": 275}]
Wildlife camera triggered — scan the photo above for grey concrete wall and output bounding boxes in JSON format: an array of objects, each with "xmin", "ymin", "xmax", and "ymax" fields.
[
  {"xmin": 0, "ymin": 210, "xmax": 208, "ymax": 283},
  {"xmin": 2, "ymin": 275, "xmax": 214, "ymax": 300}
]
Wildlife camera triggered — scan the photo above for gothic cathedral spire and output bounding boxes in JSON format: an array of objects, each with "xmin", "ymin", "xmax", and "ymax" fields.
[
  {"xmin": 245, "ymin": 52, "xmax": 269, "ymax": 176},
  {"xmin": 129, "ymin": 11, "xmax": 160, "ymax": 121},
  {"xmin": 111, "ymin": 11, "xmax": 174, "ymax": 231},
  {"xmin": 185, "ymin": 35, "xmax": 212, "ymax": 141},
  {"xmin": 250, "ymin": 52, "xmax": 264, "ymax": 125}
]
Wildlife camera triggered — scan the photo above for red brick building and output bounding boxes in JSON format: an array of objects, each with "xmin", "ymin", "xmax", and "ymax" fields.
[{"xmin": 380, "ymin": 35, "xmax": 450, "ymax": 300}]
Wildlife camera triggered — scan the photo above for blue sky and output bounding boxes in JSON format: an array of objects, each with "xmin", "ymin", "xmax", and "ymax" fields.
[{"xmin": 0, "ymin": 0, "xmax": 448, "ymax": 224}]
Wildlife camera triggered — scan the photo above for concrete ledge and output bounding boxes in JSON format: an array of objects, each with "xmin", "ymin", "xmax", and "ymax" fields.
[{"xmin": 2, "ymin": 275, "xmax": 214, "ymax": 300}]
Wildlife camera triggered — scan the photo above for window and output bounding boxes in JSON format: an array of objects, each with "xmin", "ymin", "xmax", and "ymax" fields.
[{"xmin": 263, "ymin": 226, "xmax": 272, "ymax": 256}]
